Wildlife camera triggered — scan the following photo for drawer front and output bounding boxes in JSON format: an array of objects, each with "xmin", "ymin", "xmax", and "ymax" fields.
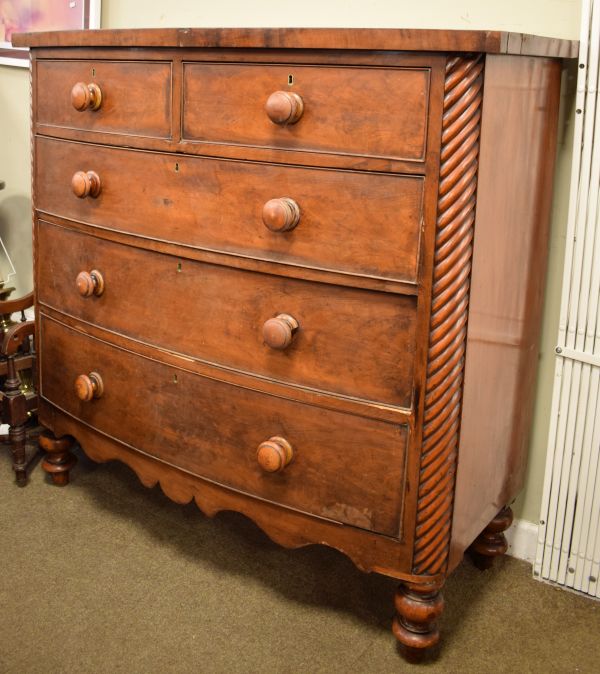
[
  {"xmin": 183, "ymin": 63, "xmax": 429, "ymax": 162},
  {"xmin": 35, "ymin": 137, "xmax": 424, "ymax": 284},
  {"xmin": 36, "ymin": 60, "xmax": 172, "ymax": 139},
  {"xmin": 40, "ymin": 317, "xmax": 407, "ymax": 536},
  {"xmin": 37, "ymin": 221, "xmax": 417, "ymax": 408}
]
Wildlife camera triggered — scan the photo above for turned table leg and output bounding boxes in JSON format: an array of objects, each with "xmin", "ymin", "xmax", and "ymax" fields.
[
  {"xmin": 10, "ymin": 423, "xmax": 28, "ymax": 487},
  {"xmin": 392, "ymin": 579, "xmax": 444, "ymax": 661},
  {"xmin": 469, "ymin": 506, "xmax": 514, "ymax": 570},
  {"xmin": 39, "ymin": 430, "xmax": 76, "ymax": 486}
]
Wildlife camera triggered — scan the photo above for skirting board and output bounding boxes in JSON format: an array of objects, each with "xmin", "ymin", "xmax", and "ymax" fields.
[{"xmin": 505, "ymin": 518, "xmax": 538, "ymax": 565}]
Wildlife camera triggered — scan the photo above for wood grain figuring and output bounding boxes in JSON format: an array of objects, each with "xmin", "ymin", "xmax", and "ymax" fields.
[
  {"xmin": 36, "ymin": 59, "xmax": 172, "ymax": 139},
  {"xmin": 183, "ymin": 63, "xmax": 429, "ymax": 162},
  {"xmin": 449, "ymin": 55, "xmax": 562, "ymax": 570},
  {"xmin": 36, "ymin": 221, "xmax": 417, "ymax": 407},
  {"xmin": 40, "ymin": 405, "xmax": 420, "ymax": 578},
  {"xmin": 412, "ymin": 55, "xmax": 483, "ymax": 576},
  {"xmin": 40, "ymin": 316, "xmax": 409, "ymax": 536},
  {"xmin": 12, "ymin": 28, "xmax": 578, "ymax": 58},
  {"xmin": 35, "ymin": 137, "xmax": 425, "ymax": 284},
  {"xmin": 38, "ymin": 303, "xmax": 411, "ymax": 425},
  {"xmin": 21, "ymin": 29, "xmax": 569, "ymax": 660},
  {"xmin": 28, "ymin": 47, "xmax": 448, "ymax": 175}
]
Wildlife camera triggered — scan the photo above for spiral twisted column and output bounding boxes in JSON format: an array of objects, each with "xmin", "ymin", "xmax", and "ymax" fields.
[{"xmin": 412, "ymin": 54, "xmax": 484, "ymax": 576}]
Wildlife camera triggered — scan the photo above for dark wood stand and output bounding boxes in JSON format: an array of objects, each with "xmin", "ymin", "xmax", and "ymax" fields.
[{"xmin": 0, "ymin": 319, "xmax": 39, "ymax": 486}]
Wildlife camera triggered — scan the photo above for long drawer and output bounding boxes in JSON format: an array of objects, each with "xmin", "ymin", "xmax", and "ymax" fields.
[
  {"xmin": 39, "ymin": 316, "xmax": 408, "ymax": 536},
  {"xmin": 182, "ymin": 62, "xmax": 430, "ymax": 162},
  {"xmin": 36, "ymin": 59, "xmax": 173, "ymax": 139},
  {"xmin": 35, "ymin": 136, "xmax": 424, "ymax": 285},
  {"xmin": 37, "ymin": 221, "xmax": 417, "ymax": 407}
]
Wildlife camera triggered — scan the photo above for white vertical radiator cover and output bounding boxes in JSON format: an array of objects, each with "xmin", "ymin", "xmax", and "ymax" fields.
[{"xmin": 535, "ymin": 0, "xmax": 600, "ymax": 599}]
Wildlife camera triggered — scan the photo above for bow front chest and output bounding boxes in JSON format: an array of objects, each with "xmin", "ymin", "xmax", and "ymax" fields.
[{"xmin": 14, "ymin": 27, "xmax": 575, "ymax": 658}]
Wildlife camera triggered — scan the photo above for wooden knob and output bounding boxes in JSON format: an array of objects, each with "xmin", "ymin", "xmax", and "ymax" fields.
[
  {"xmin": 262, "ymin": 198, "xmax": 300, "ymax": 232},
  {"xmin": 257, "ymin": 436, "xmax": 293, "ymax": 473},
  {"xmin": 262, "ymin": 313, "xmax": 299, "ymax": 350},
  {"xmin": 72, "ymin": 170, "xmax": 101, "ymax": 198},
  {"xmin": 71, "ymin": 82, "xmax": 102, "ymax": 111},
  {"xmin": 75, "ymin": 372, "xmax": 104, "ymax": 402},
  {"xmin": 76, "ymin": 270, "xmax": 105, "ymax": 297},
  {"xmin": 265, "ymin": 91, "xmax": 304, "ymax": 125}
]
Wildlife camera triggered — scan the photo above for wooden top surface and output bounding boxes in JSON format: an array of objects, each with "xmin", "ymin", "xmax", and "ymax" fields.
[{"xmin": 12, "ymin": 27, "xmax": 578, "ymax": 58}]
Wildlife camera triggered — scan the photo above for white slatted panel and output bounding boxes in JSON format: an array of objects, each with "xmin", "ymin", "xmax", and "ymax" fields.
[{"xmin": 534, "ymin": 0, "xmax": 600, "ymax": 597}]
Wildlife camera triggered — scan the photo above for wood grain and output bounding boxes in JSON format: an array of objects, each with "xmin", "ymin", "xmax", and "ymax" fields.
[
  {"xmin": 40, "ymin": 316, "xmax": 409, "ymax": 537},
  {"xmin": 37, "ymin": 221, "xmax": 418, "ymax": 407},
  {"xmin": 449, "ymin": 55, "xmax": 562, "ymax": 570},
  {"xmin": 412, "ymin": 54, "xmax": 484, "ymax": 576},
  {"xmin": 12, "ymin": 28, "xmax": 578, "ymax": 58},
  {"xmin": 35, "ymin": 136, "xmax": 425, "ymax": 285},
  {"xmin": 36, "ymin": 59, "xmax": 172, "ymax": 139},
  {"xmin": 183, "ymin": 62, "xmax": 429, "ymax": 162}
]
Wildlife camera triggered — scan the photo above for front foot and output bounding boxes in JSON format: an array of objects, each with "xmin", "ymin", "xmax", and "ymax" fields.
[
  {"xmin": 392, "ymin": 580, "xmax": 444, "ymax": 661},
  {"xmin": 469, "ymin": 506, "xmax": 514, "ymax": 570},
  {"xmin": 39, "ymin": 430, "xmax": 76, "ymax": 486}
]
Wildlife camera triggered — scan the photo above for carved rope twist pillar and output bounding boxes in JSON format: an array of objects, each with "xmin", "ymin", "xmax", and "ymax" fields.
[{"xmin": 412, "ymin": 54, "xmax": 484, "ymax": 576}]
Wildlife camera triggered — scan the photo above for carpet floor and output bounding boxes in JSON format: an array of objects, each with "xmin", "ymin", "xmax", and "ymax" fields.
[{"xmin": 1, "ymin": 446, "xmax": 599, "ymax": 674}]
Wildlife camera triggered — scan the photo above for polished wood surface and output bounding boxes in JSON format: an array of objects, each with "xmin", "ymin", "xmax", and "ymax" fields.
[
  {"xmin": 450, "ymin": 55, "xmax": 562, "ymax": 571},
  {"xmin": 41, "ymin": 404, "xmax": 417, "ymax": 577},
  {"xmin": 412, "ymin": 54, "xmax": 484, "ymax": 577},
  {"xmin": 36, "ymin": 59, "xmax": 172, "ymax": 139},
  {"xmin": 0, "ymin": 320, "xmax": 38, "ymax": 486},
  {"xmin": 393, "ymin": 579, "xmax": 445, "ymax": 659},
  {"xmin": 265, "ymin": 91, "xmax": 304, "ymax": 126},
  {"xmin": 37, "ymin": 221, "xmax": 418, "ymax": 407},
  {"xmin": 40, "ymin": 316, "xmax": 409, "ymax": 536},
  {"xmin": 35, "ymin": 137, "xmax": 425, "ymax": 285},
  {"xmin": 256, "ymin": 436, "xmax": 294, "ymax": 473},
  {"xmin": 21, "ymin": 29, "xmax": 570, "ymax": 660},
  {"xmin": 262, "ymin": 197, "xmax": 301, "ymax": 233},
  {"xmin": 468, "ymin": 506, "xmax": 514, "ymax": 570},
  {"xmin": 70, "ymin": 82, "xmax": 102, "ymax": 112},
  {"xmin": 12, "ymin": 27, "xmax": 578, "ymax": 57},
  {"xmin": 71, "ymin": 170, "xmax": 101, "ymax": 198},
  {"xmin": 183, "ymin": 62, "xmax": 429, "ymax": 161}
]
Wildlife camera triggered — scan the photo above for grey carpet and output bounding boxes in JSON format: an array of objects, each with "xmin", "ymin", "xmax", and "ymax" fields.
[{"xmin": 1, "ymin": 446, "xmax": 598, "ymax": 673}]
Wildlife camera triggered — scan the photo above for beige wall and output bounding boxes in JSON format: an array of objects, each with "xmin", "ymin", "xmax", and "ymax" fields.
[{"xmin": 0, "ymin": 0, "xmax": 581, "ymax": 523}]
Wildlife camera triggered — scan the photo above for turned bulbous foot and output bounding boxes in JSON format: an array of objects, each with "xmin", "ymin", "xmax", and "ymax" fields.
[
  {"xmin": 392, "ymin": 580, "xmax": 444, "ymax": 661},
  {"xmin": 39, "ymin": 431, "xmax": 76, "ymax": 486},
  {"xmin": 469, "ymin": 506, "xmax": 514, "ymax": 570}
]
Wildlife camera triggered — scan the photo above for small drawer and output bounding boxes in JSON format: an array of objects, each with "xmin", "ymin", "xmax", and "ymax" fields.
[
  {"xmin": 36, "ymin": 59, "xmax": 172, "ymax": 139},
  {"xmin": 182, "ymin": 62, "xmax": 430, "ymax": 163},
  {"xmin": 35, "ymin": 136, "xmax": 424, "ymax": 285},
  {"xmin": 37, "ymin": 221, "xmax": 417, "ymax": 408},
  {"xmin": 40, "ymin": 316, "xmax": 408, "ymax": 537}
]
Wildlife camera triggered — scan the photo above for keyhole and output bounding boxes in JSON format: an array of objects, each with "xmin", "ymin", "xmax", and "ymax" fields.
[
  {"xmin": 92, "ymin": 67, "xmax": 96, "ymax": 77},
  {"xmin": 177, "ymin": 262, "xmax": 182, "ymax": 272},
  {"xmin": 175, "ymin": 162, "xmax": 179, "ymax": 172},
  {"xmin": 173, "ymin": 374, "xmax": 178, "ymax": 384},
  {"xmin": 288, "ymin": 74, "xmax": 294, "ymax": 86}
]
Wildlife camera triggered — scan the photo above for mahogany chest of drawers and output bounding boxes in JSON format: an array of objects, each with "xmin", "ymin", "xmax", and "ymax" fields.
[{"xmin": 14, "ymin": 27, "xmax": 575, "ymax": 659}]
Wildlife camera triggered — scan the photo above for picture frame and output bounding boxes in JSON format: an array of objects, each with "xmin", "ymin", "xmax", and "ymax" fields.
[{"xmin": 0, "ymin": 0, "xmax": 101, "ymax": 67}]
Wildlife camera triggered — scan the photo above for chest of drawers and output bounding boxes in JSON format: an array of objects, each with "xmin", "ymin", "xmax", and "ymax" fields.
[{"xmin": 14, "ymin": 27, "xmax": 576, "ymax": 659}]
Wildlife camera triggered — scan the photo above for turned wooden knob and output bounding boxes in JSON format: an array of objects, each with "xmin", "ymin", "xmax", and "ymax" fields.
[
  {"xmin": 71, "ymin": 170, "xmax": 101, "ymax": 198},
  {"xmin": 71, "ymin": 82, "xmax": 102, "ymax": 111},
  {"xmin": 257, "ymin": 436, "xmax": 293, "ymax": 473},
  {"xmin": 265, "ymin": 91, "xmax": 304, "ymax": 125},
  {"xmin": 262, "ymin": 313, "xmax": 299, "ymax": 350},
  {"xmin": 262, "ymin": 198, "xmax": 300, "ymax": 232},
  {"xmin": 76, "ymin": 270, "xmax": 105, "ymax": 297},
  {"xmin": 75, "ymin": 372, "xmax": 104, "ymax": 402}
]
